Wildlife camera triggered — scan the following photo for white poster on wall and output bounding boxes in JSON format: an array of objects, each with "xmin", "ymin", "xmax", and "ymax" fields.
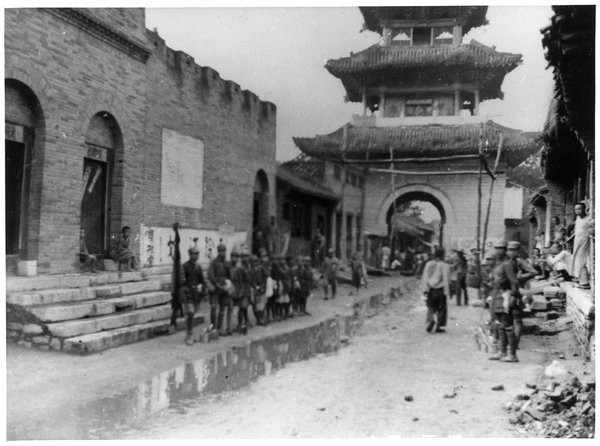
[
  {"xmin": 160, "ymin": 128, "xmax": 204, "ymax": 209},
  {"xmin": 140, "ymin": 224, "xmax": 247, "ymax": 268}
]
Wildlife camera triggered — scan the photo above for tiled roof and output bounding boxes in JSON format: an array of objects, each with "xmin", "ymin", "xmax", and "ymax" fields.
[
  {"xmin": 276, "ymin": 163, "xmax": 339, "ymax": 202},
  {"xmin": 359, "ymin": 6, "xmax": 488, "ymax": 36},
  {"xmin": 281, "ymin": 155, "xmax": 326, "ymax": 182},
  {"xmin": 293, "ymin": 121, "xmax": 541, "ymax": 168},
  {"xmin": 326, "ymin": 40, "xmax": 521, "ymax": 75}
]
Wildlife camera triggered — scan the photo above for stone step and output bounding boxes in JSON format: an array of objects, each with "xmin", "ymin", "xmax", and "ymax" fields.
[
  {"xmin": 7, "ymin": 280, "xmax": 163, "ymax": 306},
  {"xmin": 61, "ymin": 313, "xmax": 205, "ymax": 354},
  {"xmin": 6, "ymin": 271, "xmax": 146, "ymax": 293},
  {"xmin": 27, "ymin": 291, "xmax": 171, "ymax": 323},
  {"xmin": 46, "ymin": 305, "xmax": 173, "ymax": 338},
  {"xmin": 531, "ymin": 295, "xmax": 550, "ymax": 311},
  {"xmin": 144, "ymin": 265, "xmax": 172, "ymax": 276}
]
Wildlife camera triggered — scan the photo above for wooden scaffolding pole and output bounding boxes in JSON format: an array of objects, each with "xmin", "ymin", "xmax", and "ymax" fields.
[
  {"xmin": 482, "ymin": 133, "xmax": 503, "ymax": 259},
  {"xmin": 476, "ymin": 123, "xmax": 484, "ymax": 302}
]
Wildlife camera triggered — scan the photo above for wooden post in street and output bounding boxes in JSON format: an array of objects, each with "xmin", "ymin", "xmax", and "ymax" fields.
[
  {"xmin": 482, "ymin": 133, "xmax": 503, "ymax": 259},
  {"xmin": 476, "ymin": 123, "xmax": 484, "ymax": 302}
]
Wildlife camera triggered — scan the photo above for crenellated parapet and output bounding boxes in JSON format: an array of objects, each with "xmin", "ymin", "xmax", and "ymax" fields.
[{"xmin": 147, "ymin": 28, "xmax": 277, "ymax": 124}]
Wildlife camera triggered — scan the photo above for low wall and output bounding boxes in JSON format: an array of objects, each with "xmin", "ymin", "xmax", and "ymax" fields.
[{"xmin": 561, "ymin": 283, "xmax": 595, "ymax": 360}]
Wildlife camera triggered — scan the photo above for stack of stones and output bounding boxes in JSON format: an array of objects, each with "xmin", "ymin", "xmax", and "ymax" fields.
[{"xmin": 504, "ymin": 375, "xmax": 595, "ymax": 438}]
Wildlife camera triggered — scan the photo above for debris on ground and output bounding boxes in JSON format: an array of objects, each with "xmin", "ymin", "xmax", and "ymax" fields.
[
  {"xmin": 404, "ymin": 395, "xmax": 414, "ymax": 402},
  {"xmin": 492, "ymin": 384, "xmax": 505, "ymax": 391},
  {"xmin": 505, "ymin": 375, "xmax": 595, "ymax": 438}
]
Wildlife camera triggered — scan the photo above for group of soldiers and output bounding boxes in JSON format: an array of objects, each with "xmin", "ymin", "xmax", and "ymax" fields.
[
  {"xmin": 422, "ymin": 240, "xmax": 538, "ymax": 363},
  {"xmin": 179, "ymin": 244, "xmax": 314, "ymax": 345},
  {"xmin": 480, "ymin": 240, "xmax": 538, "ymax": 363}
]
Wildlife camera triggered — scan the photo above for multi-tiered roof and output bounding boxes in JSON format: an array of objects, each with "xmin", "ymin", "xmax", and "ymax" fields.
[{"xmin": 295, "ymin": 6, "xmax": 538, "ymax": 162}]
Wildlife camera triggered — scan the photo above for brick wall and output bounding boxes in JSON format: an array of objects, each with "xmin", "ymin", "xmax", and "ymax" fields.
[
  {"xmin": 562, "ymin": 283, "xmax": 595, "ymax": 360},
  {"xmin": 5, "ymin": 8, "xmax": 277, "ymax": 274}
]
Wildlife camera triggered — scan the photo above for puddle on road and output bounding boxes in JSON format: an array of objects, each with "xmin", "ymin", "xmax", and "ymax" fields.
[{"xmin": 15, "ymin": 316, "xmax": 362, "ymax": 440}]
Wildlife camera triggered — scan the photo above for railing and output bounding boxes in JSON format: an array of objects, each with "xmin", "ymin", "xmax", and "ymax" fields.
[{"xmin": 352, "ymin": 113, "xmax": 486, "ymax": 128}]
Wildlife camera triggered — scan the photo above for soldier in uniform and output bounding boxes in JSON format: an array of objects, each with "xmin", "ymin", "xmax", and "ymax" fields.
[
  {"xmin": 207, "ymin": 243, "xmax": 233, "ymax": 337},
  {"xmin": 253, "ymin": 253, "xmax": 269, "ymax": 326},
  {"xmin": 510, "ymin": 241, "xmax": 538, "ymax": 349},
  {"xmin": 237, "ymin": 250, "xmax": 253, "ymax": 334},
  {"xmin": 489, "ymin": 240, "xmax": 520, "ymax": 362},
  {"xmin": 182, "ymin": 246, "xmax": 205, "ymax": 345}
]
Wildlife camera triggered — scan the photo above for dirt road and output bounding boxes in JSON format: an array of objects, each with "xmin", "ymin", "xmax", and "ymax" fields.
[{"xmin": 121, "ymin": 279, "xmax": 548, "ymax": 438}]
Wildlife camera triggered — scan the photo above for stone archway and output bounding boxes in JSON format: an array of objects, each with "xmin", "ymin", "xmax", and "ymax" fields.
[
  {"xmin": 4, "ymin": 79, "xmax": 46, "ymax": 264},
  {"xmin": 379, "ymin": 183, "xmax": 455, "ymax": 229}
]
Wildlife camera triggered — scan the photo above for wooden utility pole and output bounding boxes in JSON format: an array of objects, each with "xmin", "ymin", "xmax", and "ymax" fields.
[
  {"xmin": 476, "ymin": 123, "xmax": 484, "ymax": 302},
  {"xmin": 482, "ymin": 133, "xmax": 503, "ymax": 259}
]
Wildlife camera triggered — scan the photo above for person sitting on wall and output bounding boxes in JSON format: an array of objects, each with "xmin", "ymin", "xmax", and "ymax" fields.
[
  {"xmin": 546, "ymin": 242, "xmax": 573, "ymax": 282},
  {"xmin": 79, "ymin": 227, "xmax": 98, "ymax": 274},
  {"xmin": 114, "ymin": 226, "xmax": 139, "ymax": 271}
]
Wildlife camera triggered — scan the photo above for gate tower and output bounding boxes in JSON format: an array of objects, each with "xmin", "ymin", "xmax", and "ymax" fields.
[{"xmin": 294, "ymin": 6, "xmax": 539, "ymax": 256}]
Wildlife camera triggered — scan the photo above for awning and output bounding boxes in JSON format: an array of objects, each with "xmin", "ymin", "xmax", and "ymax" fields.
[{"xmin": 276, "ymin": 166, "xmax": 339, "ymax": 202}]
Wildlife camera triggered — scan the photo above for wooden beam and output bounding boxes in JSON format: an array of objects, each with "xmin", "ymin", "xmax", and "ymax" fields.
[
  {"xmin": 341, "ymin": 154, "xmax": 481, "ymax": 164},
  {"xmin": 370, "ymin": 168, "xmax": 504, "ymax": 176}
]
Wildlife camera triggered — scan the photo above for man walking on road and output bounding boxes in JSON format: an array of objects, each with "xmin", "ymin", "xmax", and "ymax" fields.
[
  {"xmin": 421, "ymin": 246, "xmax": 450, "ymax": 333},
  {"xmin": 321, "ymin": 248, "xmax": 339, "ymax": 300}
]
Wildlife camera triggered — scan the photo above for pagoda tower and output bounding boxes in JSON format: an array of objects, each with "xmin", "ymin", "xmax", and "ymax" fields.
[{"xmin": 294, "ymin": 6, "xmax": 539, "ymax": 259}]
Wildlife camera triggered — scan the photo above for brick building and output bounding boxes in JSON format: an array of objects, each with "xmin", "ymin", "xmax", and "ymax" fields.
[
  {"xmin": 276, "ymin": 155, "xmax": 365, "ymax": 262},
  {"xmin": 5, "ymin": 8, "xmax": 276, "ymax": 275},
  {"xmin": 294, "ymin": 7, "xmax": 539, "ymax": 261}
]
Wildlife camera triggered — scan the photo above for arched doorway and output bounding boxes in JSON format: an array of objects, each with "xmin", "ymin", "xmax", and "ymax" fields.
[
  {"xmin": 81, "ymin": 112, "xmax": 123, "ymax": 256},
  {"xmin": 386, "ymin": 191, "xmax": 446, "ymax": 257},
  {"xmin": 253, "ymin": 170, "xmax": 269, "ymax": 232},
  {"xmin": 5, "ymin": 79, "xmax": 43, "ymax": 260}
]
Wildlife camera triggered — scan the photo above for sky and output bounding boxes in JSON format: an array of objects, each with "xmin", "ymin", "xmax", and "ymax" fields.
[{"xmin": 145, "ymin": 5, "xmax": 556, "ymax": 162}]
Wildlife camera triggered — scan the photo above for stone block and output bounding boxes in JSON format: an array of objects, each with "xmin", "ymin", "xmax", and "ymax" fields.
[
  {"xmin": 543, "ymin": 286, "xmax": 564, "ymax": 299},
  {"xmin": 49, "ymin": 338, "xmax": 62, "ymax": 351},
  {"xmin": 531, "ymin": 296, "xmax": 549, "ymax": 311},
  {"xmin": 17, "ymin": 340, "xmax": 32, "ymax": 349},
  {"xmin": 120, "ymin": 280, "xmax": 160, "ymax": 295},
  {"xmin": 7, "ymin": 323, "xmax": 23, "ymax": 331},
  {"xmin": 23, "ymin": 324, "xmax": 43, "ymax": 335},
  {"xmin": 31, "ymin": 336, "xmax": 50, "ymax": 345},
  {"xmin": 18, "ymin": 260, "xmax": 37, "ymax": 277},
  {"xmin": 8, "ymin": 331, "xmax": 20, "ymax": 339},
  {"xmin": 94, "ymin": 285, "xmax": 121, "ymax": 298}
]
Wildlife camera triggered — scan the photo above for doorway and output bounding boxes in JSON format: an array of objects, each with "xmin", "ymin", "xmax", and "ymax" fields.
[
  {"xmin": 5, "ymin": 139, "xmax": 26, "ymax": 255},
  {"xmin": 81, "ymin": 158, "xmax": 108, "ymax": 255}
]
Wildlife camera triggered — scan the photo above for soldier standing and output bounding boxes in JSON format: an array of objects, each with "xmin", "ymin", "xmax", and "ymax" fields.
[
  {"xmin": 182, "ymin": 246, "xmax": 205, "ymax": 345},
  {"xmin": 207, "ymin": 243, "xmax": 233, "ymax": 337},
  {"xmin": 489, "ymin": 240, "xmax": 520, "ymax": 362}
]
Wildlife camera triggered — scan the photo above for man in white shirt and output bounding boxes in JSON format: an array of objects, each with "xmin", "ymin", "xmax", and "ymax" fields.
[
  {"xmin": 421, "ymin": 246, "xmax": 450, "ymax": 333},
  {"xmin": 570, "ymin": 203, "xmax": 593, "ymax": 283},
  {"xmin": 546, "ymin": 242, "xmax": 573, "ymax": 281}
]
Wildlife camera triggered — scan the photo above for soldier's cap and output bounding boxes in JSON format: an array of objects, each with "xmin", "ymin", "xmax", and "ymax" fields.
[
  {"xmin": 241, "ymin": 249, "xmax": 250, "ymax": 257},
  {"xmin": 217, "ymin": 243, "xmax": 227, "ymax": 251},
  {"xmin": 494, "ymin": 240, "xmax": 508, "ymax": 249},
  {"xmin": 188, "ymin": 246, "xmax": 199, "ymax": 254},
  {"xmin": 231, "ymin": 249, "xmax": 240, "ymax": 257},
  {"xmin": 328, "ymin": 248, "xmax": 334, "ymax": 253},
  {"xmin": 452, "ymin": 249, "xmax": 464, "ymax": 255},
  {"xmin": 250, "ymin": 255, "xmax": 259, "ymax": 262},
  {"xmin": 507, "ymin": 241, "xmax": 521, "ymax": 250}
]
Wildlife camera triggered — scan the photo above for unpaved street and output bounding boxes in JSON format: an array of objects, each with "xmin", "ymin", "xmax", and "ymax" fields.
[{"xmin": 123, "ymin": 279, "xmax": 547, "ymax": 439}]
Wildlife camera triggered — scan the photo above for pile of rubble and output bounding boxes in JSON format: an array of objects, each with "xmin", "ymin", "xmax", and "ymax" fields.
[{"xmin": 505, "ymin": 373, "xmax": 595, "ymax": 438}]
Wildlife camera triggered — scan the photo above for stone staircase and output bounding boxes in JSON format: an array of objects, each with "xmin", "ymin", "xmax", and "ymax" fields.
[{"xmin": 6, "ymin": 266, "xmax": 204, "ymax": 355}]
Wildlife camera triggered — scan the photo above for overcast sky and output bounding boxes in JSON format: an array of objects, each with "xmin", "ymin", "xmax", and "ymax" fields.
[{"xmin": 145, "ymin": 5, "xmax": 554, "ymax": 161}]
